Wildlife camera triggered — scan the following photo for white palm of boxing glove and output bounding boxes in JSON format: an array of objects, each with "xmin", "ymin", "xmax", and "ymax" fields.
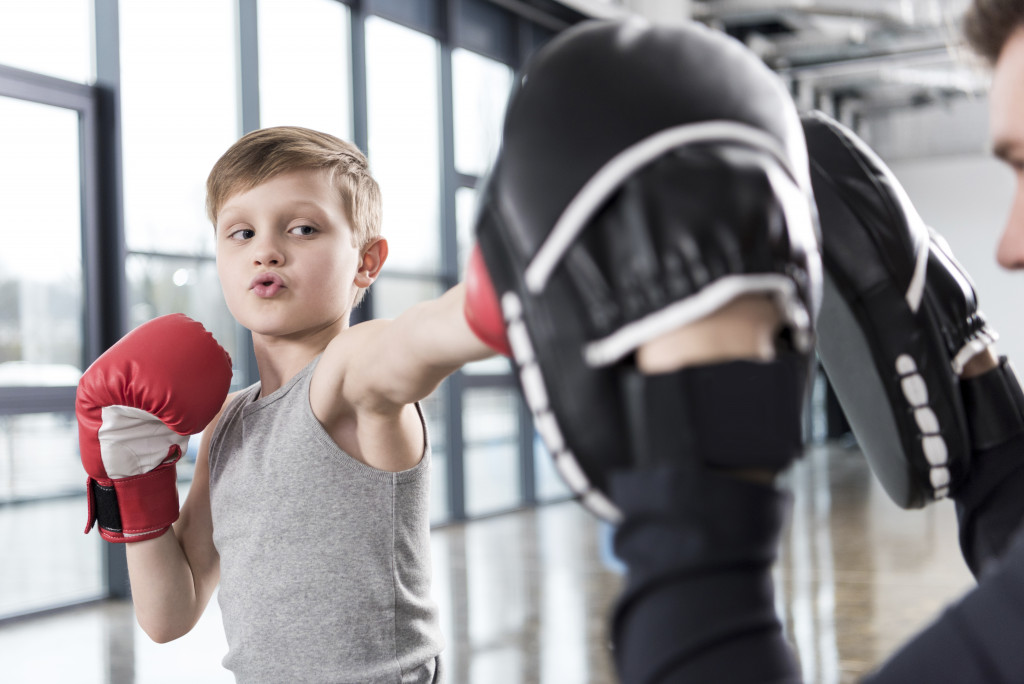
[{"xmin": 97, "ymin": 406, "xmax": 190, "ymax": 477}]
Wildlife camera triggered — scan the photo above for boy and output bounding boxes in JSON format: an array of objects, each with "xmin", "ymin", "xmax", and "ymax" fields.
[{"xmin": 76, "ymin": 126, "xmax": 503, "ymax": 682}]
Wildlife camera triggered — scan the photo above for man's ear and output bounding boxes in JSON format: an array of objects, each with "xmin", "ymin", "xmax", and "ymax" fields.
[{"xmin": 354, "ymin": 237, "xmax": 388, "ymax": 288}]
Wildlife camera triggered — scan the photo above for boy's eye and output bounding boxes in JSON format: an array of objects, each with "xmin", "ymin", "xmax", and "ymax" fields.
[
  {"xmin": 289, "ymin": 225, "xmax": 317, "ymax": 236},
  {"xmin": 229, "ymin": 228, "xmax": 255, "ymax": 241}
]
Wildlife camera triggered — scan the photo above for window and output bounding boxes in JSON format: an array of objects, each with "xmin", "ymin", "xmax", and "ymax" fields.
[
  {"xmin": 455, "ymin": 185, "xmax": 479, "ymax": 277},
  {"xmin": 119, "ymin": 0, "xmax": 245, "ymax": 375},
  {"xmin": 365, "ymin": 17, "xmax": 442, "ymax": 275},
  {"xmin": 0, "ymin": 0, "xmax": 93, "ymax": 83},
  {"xmin": 124, "ymin": 255, "xmax": 239, "ymax": 380},
  {"xmin": 452, "ymin": 48, "xmax": 513, "ymax": 178},
  {"xmin": 258, "ymin": 0, "xmax": 352, "ymax": 138},
  {"xmin": 0, "ymin": 97, "xmax": 84, "ymax": 376},
  {"xmin": 463, "ymin": 387, "xmax": 521, "ymax": 516},
  {"xmin": 0, "ymin": 484, "xmax": 103, "ymax": 615},
  {"xmin": 534, "ymin": 433, "xmax": 571, "ymax": 502},
  {"xmin": 0, "ymin": 92, "xmax": 100, "ymax": 617},
  {"xmin": 119, "ymin": 1, "xmax": 237, "ymax": 257}
]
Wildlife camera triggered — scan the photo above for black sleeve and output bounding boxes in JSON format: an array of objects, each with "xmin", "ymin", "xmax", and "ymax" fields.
[
  {"xmin": 610, "ymin": 466, "xmax": 803, "ymax": 684},
  {"xmin": 865, "ymin": 529, "xmax": 1024, "ymax": 683}
]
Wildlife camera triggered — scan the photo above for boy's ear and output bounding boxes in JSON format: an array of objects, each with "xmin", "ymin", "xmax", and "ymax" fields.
[{"xmin": 354, "ymin": 237, "xmax": 388, "ymax": 288}]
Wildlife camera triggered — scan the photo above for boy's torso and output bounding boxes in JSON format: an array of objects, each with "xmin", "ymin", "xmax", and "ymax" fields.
[{"xmin": 207, "ymin": 356, "xmax": 443, "ymax": 683}]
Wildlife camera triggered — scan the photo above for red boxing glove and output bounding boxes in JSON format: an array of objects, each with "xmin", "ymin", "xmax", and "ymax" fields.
[
  {"xmin": 464, "ymin": 244, "xmax": 512, "ymax": 356},
  {"xmin": 76, "ymin": 314, "xmax": 232, "ymax": 542}
]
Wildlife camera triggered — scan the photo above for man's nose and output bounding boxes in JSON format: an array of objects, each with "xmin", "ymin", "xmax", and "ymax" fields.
[{"xmin": 996, "ymin": 186, "xmax": 1024, "ymax": 270}]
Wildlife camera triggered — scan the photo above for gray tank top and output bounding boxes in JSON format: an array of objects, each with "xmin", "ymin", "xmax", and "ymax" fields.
[{"xmin": 209, "ymin": 356, "xmax": 443, "ymax": 683}]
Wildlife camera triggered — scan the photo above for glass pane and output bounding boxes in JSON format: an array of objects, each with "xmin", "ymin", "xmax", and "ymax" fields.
[
  {"xmin": 0, "ymin": 413, "xmax": 81, "ymax": 502},
  {"xmin": 125, "ymin": 255, "xmax": 245, "ymax": 389},
  {"xmin": 365, "ymin": 17, "xmax": 441, "ymax": 274},
  {"xmin": 0, "ymin": 498, "xmax": 103, "ymax": 616},
  {"xmin": 463, "ymin": 387, "xmax": 521, "ymax": 516},
  {"xmin": 463, "ymin": 356, "xmax": 512, "ymax": 375},
  {"xmin": 534, "ymin": 431, "xmax": 571, "ymax": 502},
  {"xmin": 0, "ymin": 412, "xmax": 102, "ymax": 616},
  {"xmin": 0, "ymin": 0, "xmax": 93, "ymax": 83},
  {"xmin": 258, "ymin": 0, "xmax": 352, "ymax": 138},
  {"xmin": 452, "ymin": 48, "xmax": 513, "ymax": 177},
  {"xmin": 455, "ymin": 186, "xmax": 478, "ymax": 279},
  {"xmin": 120, "ymin": 0, "xmax": 238, "ymax": 256},
  {"xmin": 370, "ymin": 276, "xmax": 444, "ymax": 320},
  {"xmin": 0, "ymin": 97, "xmax": 84, "ymax": 378}
]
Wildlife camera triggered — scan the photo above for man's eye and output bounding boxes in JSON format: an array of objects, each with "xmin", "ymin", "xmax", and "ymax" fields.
[{"xmin": 289, "ymin": 225, "xmax": 317, "ymax": 236}]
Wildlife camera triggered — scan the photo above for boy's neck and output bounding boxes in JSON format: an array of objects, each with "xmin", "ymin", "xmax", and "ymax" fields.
[{"xmin": 251, "ymin": 319, "xmax": 347, "ymax": 397}]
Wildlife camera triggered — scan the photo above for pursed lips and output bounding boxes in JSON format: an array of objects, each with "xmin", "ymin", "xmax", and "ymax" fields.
[{"xmin": 249, "ymin": 272, "xmax": 286, "ymax": 298}]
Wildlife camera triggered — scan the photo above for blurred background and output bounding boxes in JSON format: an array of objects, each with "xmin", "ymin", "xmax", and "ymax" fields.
[{"xmin": 0, "ymin": 1, "xmax": 1011, "ymax": 682}]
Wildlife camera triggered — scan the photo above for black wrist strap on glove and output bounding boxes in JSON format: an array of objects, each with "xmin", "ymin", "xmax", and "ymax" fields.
[
  {"xmin": 609, "ymin": 465, "xmax": 799, "ymax": 683},
  {"xmin": 621, "ymin": 352, "xmax": 808, "ymax": 474},
  {"xmin": 960, "ymin": 357, "xmax": 1024, "ymax": 452},
  {"xmin": 953, "ymin": 358, "xmax": 1024, "ymax": 575}
]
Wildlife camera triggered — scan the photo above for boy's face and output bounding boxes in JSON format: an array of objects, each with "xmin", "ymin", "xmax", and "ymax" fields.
[
  {"xmin": 215, "ymin": 168, "xmax": 376, "ymax": 338},
  {"xmin": 991, "ymin": 28, "xmax": 1024, "ymax": 270}
]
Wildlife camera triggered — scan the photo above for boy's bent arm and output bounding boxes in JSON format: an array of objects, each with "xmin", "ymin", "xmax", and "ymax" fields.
[{"xmin": 126, "ymin": 398, "xmax": 228, "ymax": 643}]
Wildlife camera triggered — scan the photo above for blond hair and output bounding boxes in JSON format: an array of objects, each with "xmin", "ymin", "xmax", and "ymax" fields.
[{"xmin": 207, "ymin": 126, "xmax": 382, "ymax": 251}]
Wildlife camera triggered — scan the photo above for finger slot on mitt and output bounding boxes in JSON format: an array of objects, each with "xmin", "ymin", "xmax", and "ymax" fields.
[{"xmin": 568, "ymin": 142, "xmax": 816, "ymax": 371}]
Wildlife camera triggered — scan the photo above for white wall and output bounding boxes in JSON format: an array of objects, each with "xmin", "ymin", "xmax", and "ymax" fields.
[
  {"xmin": 553, "ymin": 0, "xmax": 691, "ymax": 22},
  {"xmin": 622, "ymin": 0, "xmax": 691, "ymax": 22},
  {"xmin": 886, "ymin": 153, "xmax": 1022, "ymax": 368}
]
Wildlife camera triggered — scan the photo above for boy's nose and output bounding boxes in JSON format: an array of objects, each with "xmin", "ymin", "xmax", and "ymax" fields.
[
  {"xmin": 253, "ymin": 237, "xmax": 285, "ymax": 267},
  {"xmin": 996, "ymin": 184, "xmax": 1024, "ymax": 270}
]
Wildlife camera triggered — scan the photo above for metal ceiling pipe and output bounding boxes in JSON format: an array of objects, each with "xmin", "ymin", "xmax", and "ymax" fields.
[
  {"xmin": 776, "ymin": 45, "xmax": 959, "ymax": 78},
  {"xmin": 691, "ymin": 0, "xmax": 955, "ymax": 28}
]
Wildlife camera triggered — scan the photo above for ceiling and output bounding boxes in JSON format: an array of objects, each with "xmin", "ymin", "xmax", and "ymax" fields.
[
  {"xmin": 559, "ymin": 0, "xmax": 990, "ymax": 128},
  {"xmin": 697, "ymin": 0, "xmax": 985, "ymax": 120}
]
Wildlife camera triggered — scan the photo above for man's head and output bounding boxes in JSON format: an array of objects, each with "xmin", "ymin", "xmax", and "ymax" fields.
[
  {"xmin": 963, "ymin": 2, "xmax": 1024, "ymax": 268},
  {"xmin": 207, "ymin": 127, "xmax": 382, "ymax": 304}
]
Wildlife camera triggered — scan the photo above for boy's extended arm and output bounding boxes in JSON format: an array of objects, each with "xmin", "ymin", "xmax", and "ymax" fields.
[
  {"xmin": 341, "ymin": 282, "xmax": 497, "ymax": 409},
  {"xmin": 126, "ymin": 405, "xmax": 225, "ymax": 643}
]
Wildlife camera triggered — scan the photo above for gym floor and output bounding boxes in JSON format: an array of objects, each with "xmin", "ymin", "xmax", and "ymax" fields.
[{"xmin": 0, "ymin": 443, "xmax": 974, "ymax": 684}]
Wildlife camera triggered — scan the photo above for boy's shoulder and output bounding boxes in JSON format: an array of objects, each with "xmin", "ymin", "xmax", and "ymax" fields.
[
  {"xmin": 315, "ymin": 317, "xmax": 408, "ymax": 413},
  {"xmin": 310, "ymin": 318, "xmax": 428, "ymax": 471},
  {"xmin": 320, "ymin": 318, "xmax": 391, "ymax": 379}
]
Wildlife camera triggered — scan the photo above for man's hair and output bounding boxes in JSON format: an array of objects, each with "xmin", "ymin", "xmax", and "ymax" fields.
[
  {"xmin": 963, "ymin": 0, "xmax": 1024, "ymax": 64},
  {"xmin": 206, "ymin": 126, "xmax": 382, "ymax": 252}
]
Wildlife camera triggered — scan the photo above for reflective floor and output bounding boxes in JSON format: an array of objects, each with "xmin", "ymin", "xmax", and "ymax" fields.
[
  {"xmin": 776, "ymin": 443, "xmax": 974, "ymax": 683},
  {"xmin": 0, "ymin": 442, "xmax": 976, "ymax": 683}
]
